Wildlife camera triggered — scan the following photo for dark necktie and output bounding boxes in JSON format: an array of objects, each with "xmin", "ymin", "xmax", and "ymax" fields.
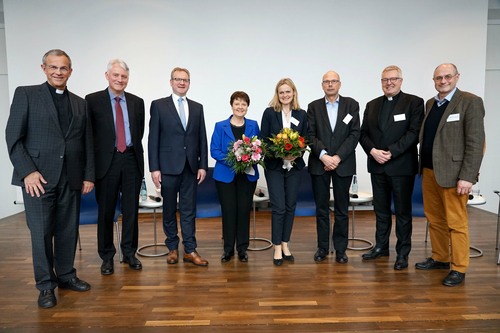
[{"xmin": 115, "ymin": 97, "xmax": 126, "ymax": 152}]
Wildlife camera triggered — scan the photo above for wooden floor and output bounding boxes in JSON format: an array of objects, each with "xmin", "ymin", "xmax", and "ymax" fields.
[{"xmin": 1, "ymin": 207, "xmax": 500, "ymax": 333}]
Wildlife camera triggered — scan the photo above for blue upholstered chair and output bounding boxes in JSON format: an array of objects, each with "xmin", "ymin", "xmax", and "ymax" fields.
[
  {"xmin": 79, "ymin": 188, "xmax": 122, "ymax": 262},
  {"xmin": 295, "ymin": 167, "xmax": 317, "ymax": 217},
  {"xmin": 196, "ymin": 167, "xmax": 222, "ymax": 218}
]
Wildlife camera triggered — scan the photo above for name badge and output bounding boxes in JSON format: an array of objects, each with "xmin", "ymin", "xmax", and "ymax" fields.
[
  {"xmin": 290, "ymin": 117, "xmax": 299, "ymax": 126},
  {"xmin": 447, "ymin": 113, "xmax": 460, "ymax": 122},
  {"xmin": 343, "ymin": 114, "xmax": 353, "ymax": 125},
  {"xmin": 394, "ymin": 114, "xmax": 406, "ymax": 122}
]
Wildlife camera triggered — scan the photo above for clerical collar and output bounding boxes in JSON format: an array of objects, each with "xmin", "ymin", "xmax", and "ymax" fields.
[
  {"xmin": 385, "ymin": 92, "xmax": 400, "ymax": 102},
  {"xmin": 46, "ymin": 82, "xmax": 67, "ymax": 95}
]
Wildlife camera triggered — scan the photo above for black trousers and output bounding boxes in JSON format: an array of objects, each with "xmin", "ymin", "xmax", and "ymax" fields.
[
  {"xmin": 371, "ymin": 173, "xmax": 414, "ymax": 257},
  {"xmin": 265, "ymin": 167, "xmax": 301, "ymax": 245},
  {"xmin": 96, "ymin": 150, "xmax": 142, "ymax": 260},
  {"xmin": 215, "ymin": 174, "xmax": 257, "ymax": 254},
  {"xmin": 311, "ymin": 171, "xmax": 352, "ymax": 253},
  {"xmin": 23, "ymin": 168, "xmax": 80, "ymax": 291}
]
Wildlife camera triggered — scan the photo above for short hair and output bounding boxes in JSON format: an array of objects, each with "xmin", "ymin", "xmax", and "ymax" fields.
[
  {"xmin": 230, "ymin": 91, "xmax": 250, "ymax": 106},
  {"xmin": 382, "ymin": 65, "xmax": 402, "ymax": 77},
  {"xmin": 171, "ymin": 67, "xmax": 190, "ymax": 79},
  {"xmin": 107, "ymin": 59, "xmax": 129, "ymax": 73},
  {"xmin": 269, "ymin": 78, "xmax": 301, "ymax": 112},
  {"xmin": 42, "ymin": 49, "xmax": 72, "ymax": 68}
]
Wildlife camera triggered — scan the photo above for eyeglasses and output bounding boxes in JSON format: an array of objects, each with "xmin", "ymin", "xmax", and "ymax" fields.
[
  {"xmin": 172, "ymin": 78, "xmax": 190, "ymax": 83},
  {"xmin": 45, "ymin": 65, "xmax": 70, "ymax": 74},
  {"xmin": 433, "ymin": 74, "xmax": 458, "ymax": 82},
  {"xmin": 381, "ymin": 77, "xmax": 401, "ymax": 84},
  {"xmin": 322, "ymin": 79, "xmax": 340, "ymax": 85}
]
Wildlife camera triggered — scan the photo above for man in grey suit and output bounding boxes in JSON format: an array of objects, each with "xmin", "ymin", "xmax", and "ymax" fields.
[
  {"xmin": 6, "ymin": 49, "xmax": 94, "ymax": 308},
  {"xmin": 86, "ymin": 59, "xmax": 145, "ymax": 275},
  {"xmin": 359, "ymin": 65, "xmax": 424, "ymax": 270},
  {"xmin": 148, "ymin": 67, "xmax": 209, "ymax": 266},
  {"xmin": 307, "ymin": 70, "xmax": 360, "ymax": 264},
  {"xmin": 415, "ymin": 63, "xmax": 485, "ymax": 287}
]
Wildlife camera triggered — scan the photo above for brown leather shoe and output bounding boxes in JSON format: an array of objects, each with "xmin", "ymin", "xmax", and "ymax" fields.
[
  {"xmin": 166, "ymin": 249, "xmax": 178, "ymax": 264},
  {"xmin": 183, "ymin": 251, "xmax": 209, "ymax": 266}
]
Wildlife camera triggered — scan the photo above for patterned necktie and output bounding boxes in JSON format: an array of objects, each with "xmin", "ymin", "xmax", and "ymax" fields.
[
  {"xmin": 115, "ymin": 97, "xmax": 126, "ymax": 152},
  {"xmin": 178, "ymin": 97, "xmax": 187, "ymax": 130}
]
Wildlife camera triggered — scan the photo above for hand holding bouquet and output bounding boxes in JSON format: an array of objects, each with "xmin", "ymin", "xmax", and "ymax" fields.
[
  {"xmin": 225, "ymin": 135, "xmax": 266, "ymax": 174},
  {"xmin": 268, "ymin": 127, "xmax": 309, "ymax": 170}
]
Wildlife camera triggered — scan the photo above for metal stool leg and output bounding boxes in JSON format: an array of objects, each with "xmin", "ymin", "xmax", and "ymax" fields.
[
  {"xmin": 137, "ymin": 208, "xmax": 169, "ymax": 257},
  {"xmin": 347, "ymin": 204, "xmax": 373, "ymax": 251},
  {"xmin": 248, "ymin": 201, "xmax": 272, "ymax": 251}
]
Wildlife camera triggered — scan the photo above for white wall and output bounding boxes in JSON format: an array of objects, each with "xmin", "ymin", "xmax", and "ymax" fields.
[
  {"xmin": 1, "ymin": 0, "xmax": 494, "ymax": 217},
  {"xmin": 0, "ymin": 24, "xmax": 23, "ymax": 218},
  {"xmin": 481, "ymin": 19, "xmax": 500, "ymax": 213}
]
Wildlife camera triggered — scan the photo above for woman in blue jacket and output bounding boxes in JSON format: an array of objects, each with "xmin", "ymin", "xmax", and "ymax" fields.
[{"xmin": 210, "ymin": 91, "xmax": 260, "ymax": 263}]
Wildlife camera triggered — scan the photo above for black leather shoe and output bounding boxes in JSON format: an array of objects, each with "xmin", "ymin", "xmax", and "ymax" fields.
[
  {"xmin": 314, "ymin": 249, "xmax": 328, "ymax": 262},
  {"xmin": 273, "ymin": 258, "xmax": 283, "ymax": 266},
  {"xmin": 335, "ymin": 252, "xmax": 348, "ymax": 264},
  {"xmin": 38, "ymin": 289, "xmax": 56, "ymax": 308},
  {"xmin": 101, "ymin": 259, "xmax": 114, "ymax": 275},
  {"xmin": 362, "ymin": 247, "xmax": 389, "ymax": 260},
  {"xmin": 123, "ymin": 255, "xmax": 142, "ymax": 270},
  {"xmin": 282, "ymin": 252, "xmax": 295, "ymax": 262},
  {"xmin": 394, "ymin": 256, "xmax": 408, "ymax": 270},
  {"xmin": 58, "ymin": 277, "xmax": 91, "ymax": 292},
  {"xmin": 238, "ymin": 252, "xmax": 248, "ymax": 262},
  {"xmin": 220, "ymin": 252, "xmax": 234, "ymax": 263},
  {"xmin": 415, "ymin": 257, "xmax": 450, "ymax": 270},
  {"xmin": 442, "ymin": 270, "xmax": 465, "ymax": 287}
]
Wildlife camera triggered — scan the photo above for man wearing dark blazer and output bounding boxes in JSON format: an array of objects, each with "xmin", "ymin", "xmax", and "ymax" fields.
[
  {"xmin": 148, "ymin": 67, "xmax": 209, "ymax": 266},
  {"xmin": 307, "ymin": 70, "xmax": 360, "ymax": 264},
  {"xmin": 86, "ymin": 59, "xmax": 145, "ymax": 275},
  {"xmin": 6, "ymin": 49, "xmax": 94, "ymax": 308},
  {"xmin": 415, "ymin": 63, "xmax": 485, "ymax": 287},
  {"xmin": 359, "ymin": 65, "xmax": 424, "ymax": 270}
]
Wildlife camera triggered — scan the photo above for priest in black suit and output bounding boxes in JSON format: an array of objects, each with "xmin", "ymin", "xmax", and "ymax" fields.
[
  {"xmin": 307, "ymin": 70, "xmax": 360, "ymax": 264},
  {"xmin": 6, "ymin": 49, "xmax": 94, "ymax": 308},
  {"xmin": 359, "ymin": 65, "xmax": 423, "ymax": 270},
  {"xmin": 86, "ymin": 59, "xmax": 145, "ymax": 274}
]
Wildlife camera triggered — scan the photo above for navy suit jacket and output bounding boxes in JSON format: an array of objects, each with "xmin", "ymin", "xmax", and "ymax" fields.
[
  {"xmin": 86, "ymin": 88, "xmax": 145, "ymax": 179},
  {"xmin": 6, "ymin": 82, "xmax": 94, "ymax": 190},
  {"xmin": 307, "ymin": 96, "xmax": 360, "ymax": 177},
  {"xmin": 360, "ymin": 91, "xmax": 424, "ymax": 176},
  {"xmin": 260, "ymin": 106, "xmax": 308, "ymax": 171},
  {"xmin": 210, "ymin": 116, "xmax": 260, "ymax": 183},
  {"xmin": 148, "ymin": 95, "xmax": 208, "ymax": 175}
]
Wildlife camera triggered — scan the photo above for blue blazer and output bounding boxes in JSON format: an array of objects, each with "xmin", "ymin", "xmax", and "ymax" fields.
[{"xmin": 210, "ymin": 116, "xmax": 260, "ymax": 183}]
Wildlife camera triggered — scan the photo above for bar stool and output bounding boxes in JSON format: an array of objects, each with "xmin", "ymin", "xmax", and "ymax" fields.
[
  {"xmin": 467, "ymin": 194, "xmax": 486, "ymax": 258},
  {"xmin": 347, "ymin": 192, "xmax": 374, "ymax": 251},
  {"xmin": 248, "ymin": 186, "xmax": 272, "ymax": 251},
  {"xmin": 495, "ymin": 190, "xmax": 500, "ymax": 264},
  {"xmin": 137, "ymin": 199, "xmax": 168, "ymax": 257}
]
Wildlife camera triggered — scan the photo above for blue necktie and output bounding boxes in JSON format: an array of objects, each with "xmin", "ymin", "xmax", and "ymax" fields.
[{"xmin": 178, "ymin": 97, "xmax": 187, "ymax": 130}]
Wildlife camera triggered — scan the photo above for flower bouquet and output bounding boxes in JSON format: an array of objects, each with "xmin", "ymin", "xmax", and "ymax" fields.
[
  {"xmin": 268, "ymin": 127, "xmax": 309, "ymax": 170},
  {"xmin": 225, "ymin": 135, "xmax": 266, "ymax": 175}
]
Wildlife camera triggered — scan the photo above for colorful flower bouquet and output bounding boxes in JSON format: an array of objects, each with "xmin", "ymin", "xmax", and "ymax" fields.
[
  {"xmin": 268, "ymin": 128, "xmax": 309, "ymax": 170},
  {"xmin": 225, "ymin": 135, "xmax": 266, "ymax": 174}
]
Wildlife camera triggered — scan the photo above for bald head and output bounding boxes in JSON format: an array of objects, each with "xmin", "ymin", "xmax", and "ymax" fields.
[{"xmin": 322, "ymin": 70, "xmax": 342, "ymax": 102}]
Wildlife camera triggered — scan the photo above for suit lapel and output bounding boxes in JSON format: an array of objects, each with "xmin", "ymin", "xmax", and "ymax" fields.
[
  {"xmin": 436, "ymin": 89, "xmax": 462, "ymax": 134},
  {"xmin": 223, "ymin": 118, "xmax": 235, "ymax": 141},
  {"xmin": 125, "ymin": 92, "xmax": 136, "ymax": 140},
  {"xmin": 318, "ymin": 100, "xmax": 333, "ymax": 133},
  {"xmin": 39, "ymin": 84, "xmax": 63, "ymax": 137},
  {"xmin": 168, "ymin": 96, "xmax": 185, "ymax": 131},
  {"xmin": 332, "ymin": 96, "xmax": 347, "ymax": 134}
]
